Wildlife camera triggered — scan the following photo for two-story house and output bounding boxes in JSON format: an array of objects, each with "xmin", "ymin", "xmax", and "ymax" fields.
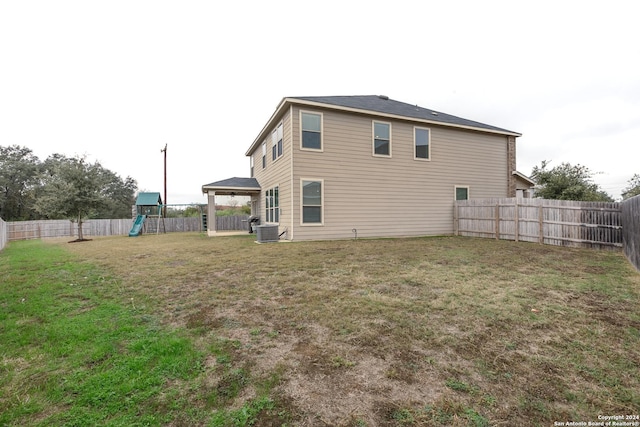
[{"xmin": 202, "ymin": 95, "xmax": 524, "ymax": 241}]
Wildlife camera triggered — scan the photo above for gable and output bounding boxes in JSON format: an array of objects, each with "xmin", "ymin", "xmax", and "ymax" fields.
[{"xmin": 513, "ymin": 171, "xmax": 536, "ymax": 189}]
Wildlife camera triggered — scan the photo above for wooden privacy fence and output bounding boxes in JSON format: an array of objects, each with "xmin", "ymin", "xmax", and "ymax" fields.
[
  {"xmin": 621, "ymin": 195, "xmax": 640, "ymax": 271},
  {"xmin": 455, "ymin": 198, "xmax": 622, "ymax": 249},
  {"xmin": 6, "ymin": 215, "xmax": 249, "ymax": 241},
  {"xmin": 216, "ymin": 215, "xmax": 250, "ymax": 231},
  {"xmin": 8, "ymin": 219, "xmax": 136, "ymax": 240}
]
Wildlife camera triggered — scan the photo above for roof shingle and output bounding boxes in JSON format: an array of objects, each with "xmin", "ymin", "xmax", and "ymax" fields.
[
  {"xmin": 291, "ymin": 95, "xmax": 519, "ymax": 135},
  {"xmin": 202, "ymin": 177, "xmax": 260, "ymax": 189}
]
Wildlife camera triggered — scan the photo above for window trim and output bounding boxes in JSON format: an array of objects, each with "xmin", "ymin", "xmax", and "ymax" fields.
[
  {"xmin": 300, "ymin": 110, "xmax": 323, "ymax": 152},
  {"xmin": 300, "ymin": 178, "xmax": 324, "ymax": 226},
  {"xmin": 372, "ymin": 121, "xmax": 392, "ymax": 157},
  {"xmin": 454, "ymin": 185, "xmax": 470, "ymax": 201},
  {"xmin": 271, "ymin": 122, "xmax": 283, "ymax": 161},
  {"xmin": 414, "ymin": 126, "xmax": 431, "ymax": 161},
  {"xmin": 277, "ymin": 123, "xmax": 283, "ymax": 157},
  {"xmin": 265, "ymin": 185, "xmax": 280, "ymax": 224},
  {"xmin": 261, "ymin": 141, "xmax": 266, "ymax": 169},
  {"xmin": 272, "ymin": 130, "xmax": 277, "ymax": 161}
]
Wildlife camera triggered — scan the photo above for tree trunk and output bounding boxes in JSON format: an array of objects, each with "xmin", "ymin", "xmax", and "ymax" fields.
[{"xmin": 77, "ymin": 212, "xmax": 84, "ymax": 240}]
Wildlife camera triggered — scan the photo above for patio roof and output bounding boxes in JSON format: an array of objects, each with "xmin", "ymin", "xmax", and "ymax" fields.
[{"xmin": 201, "ymin": 177, "xmax": 261, "ymax": 196}]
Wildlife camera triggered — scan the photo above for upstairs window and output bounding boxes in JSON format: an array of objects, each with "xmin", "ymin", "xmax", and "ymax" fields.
[
  {"xmin": 301, "ymin": 112, "xmax": 322, "ymax": 150},
  {"xmin": 373, "ymin": 121, "xmax": 391, "ymax": 156},
  {"xmin": 277, "ymin": 123, "xmax": 283, "ymax": 157},
  {"xmin": 414, "ymin": 127, "xmax": 430, "ymax": 160},
  {"xmin": 250, "ymin": 156, "xmax": 254, "ymax": 177},
  {"xmin": 272, "ymin": 123, "xmax": 283, "ymax": 160},
  {"xmin": 262, "ymin": 142, "xmax": 266, "ymax": 169}
]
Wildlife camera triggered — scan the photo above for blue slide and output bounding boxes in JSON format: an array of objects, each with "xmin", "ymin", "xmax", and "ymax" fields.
[{"xmin": 128, "ymin": 215, "xmax": 146, "ymax": 237}]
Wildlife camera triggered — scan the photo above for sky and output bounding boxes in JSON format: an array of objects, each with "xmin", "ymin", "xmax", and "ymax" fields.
[{"xmin": 1, "ymin": 1, "xmax": 639, "ymax": 204}]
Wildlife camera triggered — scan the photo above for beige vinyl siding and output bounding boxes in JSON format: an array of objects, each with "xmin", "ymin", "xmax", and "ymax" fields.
[
  {"xmin": 290, "ymin": 106, "xmax": 509, "ymax": 241},
  {"xmin": 250, "ymin": 109, "xmax": 292, "ymax": 234}
]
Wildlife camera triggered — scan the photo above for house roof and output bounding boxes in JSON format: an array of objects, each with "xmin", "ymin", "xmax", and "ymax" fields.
[
  {"xmin": 135, "ymin": 192, "xmax": 162, "ymax": 206},
  {"xmin": 246, "ymin": 95, "xmax": 521, "ymax": 155},
  {"xmin": 512, "ymin": 171, "xmax": 536, "ymax": 186},
  {"xmin": 201, "ymin": 177, "xmax": 261, "ymax": 195}
]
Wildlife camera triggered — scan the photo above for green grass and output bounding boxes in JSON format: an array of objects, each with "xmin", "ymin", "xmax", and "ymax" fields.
[
  {"xmin": 0, "ymin": 242, "xmax": 200, "ymax": 425},
  {"xmin": 2, "ymin": 234, "xmax": 639, "ymax": 426},
  {"xmin": 0, "ymin": 240, "xmax": 284, "ymax": 426}
]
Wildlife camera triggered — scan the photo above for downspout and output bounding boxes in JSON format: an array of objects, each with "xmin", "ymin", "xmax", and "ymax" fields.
[
  {"xmin": 507, "ymin": 136, "xmax": 517, "ymax": 197},
  {"xmin": 289, "ymin": 104, "xmax": 295, "ymax": 241}
]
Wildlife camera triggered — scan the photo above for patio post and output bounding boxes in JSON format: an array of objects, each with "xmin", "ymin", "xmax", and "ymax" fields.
[{"xmin": 207, "ymin": 191, "xmax": 216, "ymax": 236}]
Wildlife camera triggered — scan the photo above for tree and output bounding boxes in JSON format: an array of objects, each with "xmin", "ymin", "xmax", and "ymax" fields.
[
  {"xmin": 35, "ymin": 155, "xmax": 136, "ymax": 240},
  {"xmin": 183, "ymin": 205, "xmax": 203, "ymax": 217},
  {"xmin": 92, "ymin": 168, "xmax": 137, "ymax": 218},
  {"xmin": 530, "ymin": 160, "xmax": 613, "ymax": 202},
  {"xmin": 0, "ymin": 145, "xmax": 40, "ymax": 220},
  {"xmin": 622, "ymin": 174, "xmax": 640, "ymax": 200}
]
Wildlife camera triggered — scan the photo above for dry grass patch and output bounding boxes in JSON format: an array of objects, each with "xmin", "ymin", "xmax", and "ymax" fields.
[{"xmin": 50, "ymin": 233, "xmax": 640, "ymax": 425}]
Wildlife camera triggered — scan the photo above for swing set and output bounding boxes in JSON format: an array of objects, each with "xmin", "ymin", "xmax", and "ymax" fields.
[{"xmin": 128, "ymin": 192, "xmax": 206, "ymax": 236}]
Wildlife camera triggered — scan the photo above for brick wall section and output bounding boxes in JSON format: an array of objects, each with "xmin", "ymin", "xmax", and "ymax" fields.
[{"xmin": 507, "ymin": 136, "xmax": 517, "ymax": 197}]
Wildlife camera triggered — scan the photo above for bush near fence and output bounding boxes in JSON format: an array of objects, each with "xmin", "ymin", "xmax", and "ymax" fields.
[
  {"xmin": 6, "ymin": 215, "xmax": 249, "ymax": 241},
  {"xmin": 621, "ymin": 195, "xmax": 640, "ymax": 271},
  {"xmin": 454, "ymin": 198, "xmax": 622, "ymax": 249}
]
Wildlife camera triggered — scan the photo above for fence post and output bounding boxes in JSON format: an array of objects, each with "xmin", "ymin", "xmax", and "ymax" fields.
[
  {"xmin": 495, "ymin": 204, "xmax": 500, "ymax": 240},
  {"xmin": 514, "ymin": 199, "xmax": 519, "ymax": 242},
  {"xmin": 454, "ymin": 202, "xmax": 459, "ymax": 236},
  {"xmin": 538, "ymin": 205, "xmax": 544, "ymax": 245}
]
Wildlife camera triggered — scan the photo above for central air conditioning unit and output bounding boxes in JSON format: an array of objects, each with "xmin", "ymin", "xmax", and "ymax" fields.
[{"xmin": 255, "ymin": 225, "xmax": 279, "ymax": 243}]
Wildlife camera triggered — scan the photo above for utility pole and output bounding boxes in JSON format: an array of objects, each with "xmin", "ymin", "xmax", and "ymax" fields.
[{"xmin": 161, "ymin": 144, "xmax": 167, "ymax": 217}]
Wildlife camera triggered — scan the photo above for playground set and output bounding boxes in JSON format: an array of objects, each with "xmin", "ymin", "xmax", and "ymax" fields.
[
  {"xmin": 128, "ymin": 192, "xmax": 206, "ymax": 237},
  {"xmin": 129, "ymin": 192, "xmax": 163, "ymax": 236}
]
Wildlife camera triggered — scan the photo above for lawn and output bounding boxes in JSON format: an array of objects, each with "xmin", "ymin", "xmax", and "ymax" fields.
[{"xmin": 1, "ymin": 233, "xmax": 639, "ymax": 426}]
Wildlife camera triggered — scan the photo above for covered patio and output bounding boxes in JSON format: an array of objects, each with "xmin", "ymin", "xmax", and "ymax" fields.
[{"xmin": 201, "ymin": 177, "xmax": 261, "ymax": 236}]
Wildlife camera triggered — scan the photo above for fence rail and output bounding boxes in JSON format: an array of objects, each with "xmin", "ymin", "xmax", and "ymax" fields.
[
  {"xmin": 621, "ymin": 195, "xmax": 640, "ymax": 271},
  {"xmin": 455, "ymin": 198, "xmax": 622, "ymax": 249},
  {"xmin": 6, "ymin": 215, "xmax": 249, "ymax": 241}
]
